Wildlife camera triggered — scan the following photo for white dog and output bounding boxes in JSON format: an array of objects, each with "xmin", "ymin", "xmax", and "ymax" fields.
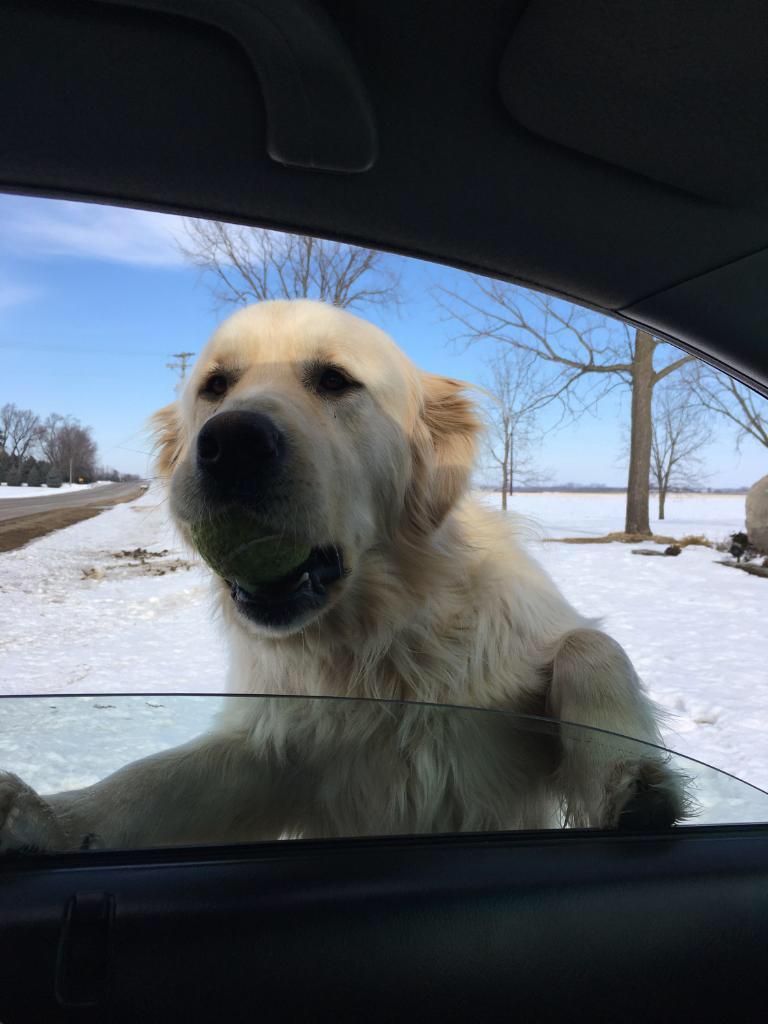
[{"xmin": 0, "ymin": 300, "xmax": 685, "ymax": 853}]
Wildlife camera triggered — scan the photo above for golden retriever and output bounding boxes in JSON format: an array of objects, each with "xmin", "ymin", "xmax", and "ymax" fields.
[{"xmin": 0, "ymin": 300, "xmax": 685, "ymax": 852}]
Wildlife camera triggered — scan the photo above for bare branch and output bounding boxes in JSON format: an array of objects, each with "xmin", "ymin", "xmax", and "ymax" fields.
[
  {"xmin": 0, "ymin": 403, "xmax": 41, "ymax": 465},
  {"xmin": 685, "ymin": 363, "xmax": 768, "ymax": 451},
  {"xmin": 653, "ymin": 353, "xmax": 695, "ymax": 385},
  {"xmin": 37, "ymin": 414, "xmax": 98, "ymax": 480},
  {"xmin": 479, "ymin": 347, "xmax": 554, "ymax": 506},
  {"xmin": 178, "ymin": 220, "xmax": 402, "ymax": 314},
  {"xmin": 434, "ymin": 278, "xmax": 636, "ymax": 394}
]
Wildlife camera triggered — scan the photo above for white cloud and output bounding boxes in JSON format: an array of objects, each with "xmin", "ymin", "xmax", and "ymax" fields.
[
  {"xmin": 0, "ymin": 279, "xmax": 38, "ymax": 312},
  {"xmin": 0, "ymin": 195, "xmax": 190, "ymax": 268}
]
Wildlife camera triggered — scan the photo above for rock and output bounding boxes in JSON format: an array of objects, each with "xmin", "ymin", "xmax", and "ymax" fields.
[
  {"xmin": 631, "ymin": 544, "xmax": 682, "ymax": 557},
  {"xmin": 746, "ymin": 475, "xmax": 768, "ymax": 554}
]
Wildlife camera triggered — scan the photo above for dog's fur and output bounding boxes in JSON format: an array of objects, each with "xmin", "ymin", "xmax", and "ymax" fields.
[{"xmin": 0, "ymin": 301, "xmax": 685, "ymax": 853}]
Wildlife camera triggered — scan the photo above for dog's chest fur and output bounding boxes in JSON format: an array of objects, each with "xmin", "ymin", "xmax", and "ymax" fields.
[{"xmin": 214, "ymin": 503, "xmax": 587, "ymax": 837}]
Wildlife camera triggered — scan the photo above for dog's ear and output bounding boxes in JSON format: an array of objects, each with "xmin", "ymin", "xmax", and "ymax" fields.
[
  {"xmin": 405, "ymin": 374, "xmax": 480, "ymax": 532},
  {"xmin": 150, "ymin": 402, "xmax": 183, "ymax": 479}
]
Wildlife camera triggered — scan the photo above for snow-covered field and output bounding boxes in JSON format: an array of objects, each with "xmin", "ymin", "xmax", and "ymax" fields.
[
  {"xmin": 0, "ymin": 492, "xmax": 219, "ymax": 695},
  {"xmin": 1, "ymin": 487, "xmax": 766, "ymax": 828},
  {"xmin": 480, "ymin": 490, "xmax": 746, "ymax": 541},
  {"xmin": 0, "ymin": 481, "xmax": 109, "ymax": 499}
]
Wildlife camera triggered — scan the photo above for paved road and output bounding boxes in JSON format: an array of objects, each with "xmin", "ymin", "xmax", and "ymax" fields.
[{"xmin": 0, "ymin": 482, "xmax": 146, "ymax": 523}]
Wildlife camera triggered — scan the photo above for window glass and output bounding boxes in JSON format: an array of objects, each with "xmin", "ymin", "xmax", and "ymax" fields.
[
  {"xmin": 1, "ymin": 695, "xmax": 766, "ymax": 853},
  {"xmin": 1, "ymin": 194, "xmax": 767, "ymax": 853}
]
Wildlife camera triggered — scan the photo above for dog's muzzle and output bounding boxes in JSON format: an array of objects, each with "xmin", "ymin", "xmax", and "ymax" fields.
[{"xmin": 192, "ymin": 410, "xmax": 345, "ymax": 630}]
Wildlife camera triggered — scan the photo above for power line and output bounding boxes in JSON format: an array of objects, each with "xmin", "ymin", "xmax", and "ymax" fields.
[{"xmin": 166, "ymin": 351, "xmax": 195, "ymax": 386}]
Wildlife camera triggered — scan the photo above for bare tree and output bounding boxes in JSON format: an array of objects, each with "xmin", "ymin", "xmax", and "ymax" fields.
[
  {"xmin": 437, "ymin": 282, "xmax": 694, "ymax": 535},
  {"xmin": 482, "ymin": 348, "xmax": 551, "ymax": 509},
  {"xmin": 39, "ymin": 414, "xmax": 97, "ymax": 482},
  {"xmin": 650, "ymin": 389, "xmax": 713, "ymax": 519},
  {"xmin": 688, "ymin": 368, "xmax": 768, "ymax": 452},
  {"xmin": 38, "ymin": 413, "xmax": 68, "ymax": 468},
  {"xmin": 58, "ymin": 422, "xmax": 97, "ymax": 482},
  {"xmin": 0, "ymin": 403, "xmax": 41, "ymax": 467},
  {"xmin": 179, "ymin": 221, "xmax": 402, "ymax": 312}
]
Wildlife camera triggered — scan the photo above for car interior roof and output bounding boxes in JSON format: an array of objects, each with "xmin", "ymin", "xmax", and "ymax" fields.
[{"xmin": 1, "ymin": 0, "xmax": 767, "ymax": 394}]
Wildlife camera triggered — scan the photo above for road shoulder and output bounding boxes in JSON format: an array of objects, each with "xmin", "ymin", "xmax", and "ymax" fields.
[{"xmin": 0, "ymin": 486, "xmax": 145, "ymax": 553}]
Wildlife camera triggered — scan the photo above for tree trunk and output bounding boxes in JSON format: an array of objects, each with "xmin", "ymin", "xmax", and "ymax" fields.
[
  {"xmin": 658, "ymin": 465, "xmax": 671, "ymax": 520},
  {"xmin": 501, "ymin": 434, "xmax": 509, "ymax": 511},
  {"xmin": 625, "ymin": 331, "xmax": 655, "ymax": 535},
  {"xmin": 508, "ymin": 429, "xmax": 514, "ymax": 499}
]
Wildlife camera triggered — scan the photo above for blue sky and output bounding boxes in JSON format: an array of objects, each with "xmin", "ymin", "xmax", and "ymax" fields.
[{"xmin": 1, "ymin": 193, "xmax": 766, "ymax": 487}]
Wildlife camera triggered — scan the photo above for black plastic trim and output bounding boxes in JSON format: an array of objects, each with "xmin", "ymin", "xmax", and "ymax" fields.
[
  {"xmin": 2, "ymin": 825, "xmax": 768, "ymax": 1022},
  {"xmin": 93, "ymin": 0, "xmax": 377, "ymax": 172}
]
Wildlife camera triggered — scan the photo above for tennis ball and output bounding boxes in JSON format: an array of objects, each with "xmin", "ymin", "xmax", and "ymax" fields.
[{"xmin": 189, "ymin": 513, "xmax": 311, "ymax": 590}]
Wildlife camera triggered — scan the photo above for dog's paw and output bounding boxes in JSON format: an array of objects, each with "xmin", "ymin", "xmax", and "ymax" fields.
[
  {"xmin": 608, "ymin": 759, "xmax": 688, "ymax": 830},
  {"xmin": 0, "ymin": 771, "xmax": 66, "ymax": 855}
]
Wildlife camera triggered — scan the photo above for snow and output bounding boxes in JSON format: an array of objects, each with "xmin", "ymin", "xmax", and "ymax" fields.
[
  {"xmin": 0, "ymin": 486, "xmax": 767, "ymax": 832},
  {"xmin": 0, "ymin": 481, "xmax": 109, "ymax": 499},
  {"xmin": 479, "ymin": 489, "xmax": 746, "ymax": 541},
  {"xmin": 1, "ymin": 695, "xmax": 214, "ymax": 794},
  {"xmin": 0, "ymin": 490, "xmax": 223, "ymax": 694}
]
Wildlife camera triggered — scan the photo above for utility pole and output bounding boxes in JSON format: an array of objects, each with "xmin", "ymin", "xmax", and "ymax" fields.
[{"xmin": 166, "ymin": 352, "xmax": 196, "ymax": 391}]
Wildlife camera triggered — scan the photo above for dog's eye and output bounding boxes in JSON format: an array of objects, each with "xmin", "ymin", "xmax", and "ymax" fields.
[
  {"xmin": 318, "ymin": 368, "xmax": 355, "ymax": 394},
  {"xmin": 202, "ymin": 374, "xmax": 229, "ymax": 398}
]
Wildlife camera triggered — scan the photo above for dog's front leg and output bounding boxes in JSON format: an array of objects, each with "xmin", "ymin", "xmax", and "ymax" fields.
[
  {"xmin": 546, "ymin": 628, "xmax": 687, "ymax": 829},
  {"xmin": 0, "ymin": 731, "xmax": 302, "ymax": 854}
]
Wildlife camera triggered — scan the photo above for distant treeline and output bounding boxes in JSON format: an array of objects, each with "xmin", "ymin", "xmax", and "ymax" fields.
[
  {"xmin": 1, "ymin": 402, "xmax": 139, "ymax": 487},
  {"xmin": 475, "ymin": 484, "xmax": 750, "ymax": 495}
]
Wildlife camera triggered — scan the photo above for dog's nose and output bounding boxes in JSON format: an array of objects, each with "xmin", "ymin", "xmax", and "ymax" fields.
[{"xmin": 197, "ymin": 411, "xmax": 285, "ymax": 482}]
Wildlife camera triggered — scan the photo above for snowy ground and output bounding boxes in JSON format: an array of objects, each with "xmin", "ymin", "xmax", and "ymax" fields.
[
  {"xmin": 0, "ymin": 491, "xmax": 220, "ymax": 695},
  {"xmin": 0, "ymin": 481, "xmax": 109, "ymax": 499},
  {"xmin": 479, "ymin": 490, "xmax": 747, "ymax": 541},
  {"xmin": 0, "ymin": 487, "xmax": 766, "ymax": 829}
]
